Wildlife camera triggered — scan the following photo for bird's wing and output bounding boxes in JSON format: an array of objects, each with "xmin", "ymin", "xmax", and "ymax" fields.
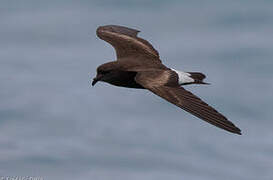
[
  {"xmin": 135, "ymin": 71, "xmax": 241, "ymax": 135},
  {"xmin": 96, "ymin": 25, "xmax": 160, "ymax": 61}
]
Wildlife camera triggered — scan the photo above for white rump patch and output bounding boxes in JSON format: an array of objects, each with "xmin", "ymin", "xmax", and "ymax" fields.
[{"xmin": 171, "ymin": 68, "xmax": 194, "ymax": 85}]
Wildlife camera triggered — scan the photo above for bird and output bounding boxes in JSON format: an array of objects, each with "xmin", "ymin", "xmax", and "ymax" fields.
[{"xmin": 92, "ymin": 25, "xmax": 241, "ymax": 135}]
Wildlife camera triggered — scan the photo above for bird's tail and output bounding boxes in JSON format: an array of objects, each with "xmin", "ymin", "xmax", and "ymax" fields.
[{"xmin": 187, "ymin": 72, "xmax": 210, "ymax": 85}]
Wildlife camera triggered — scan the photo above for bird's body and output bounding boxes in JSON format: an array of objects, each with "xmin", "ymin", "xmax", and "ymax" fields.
[{"xmin": 92, "ymin": 25, "xmax": 241, "ymax": 135}]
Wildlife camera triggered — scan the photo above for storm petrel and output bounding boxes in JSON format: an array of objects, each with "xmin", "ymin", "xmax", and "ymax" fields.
[{"xmin": 92, "ymin": 25, "xmax": 241, "ymax": 135}]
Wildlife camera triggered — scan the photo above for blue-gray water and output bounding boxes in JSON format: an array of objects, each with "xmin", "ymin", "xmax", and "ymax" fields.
[{"xmin": 1, "ymin": 1, "xmax": 273, "ymax": 180}]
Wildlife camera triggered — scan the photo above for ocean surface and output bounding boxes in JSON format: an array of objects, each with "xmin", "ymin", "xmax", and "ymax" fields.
[{"xmin": 1, "ymin": 1, "xmax": 273, "ymax": 179}]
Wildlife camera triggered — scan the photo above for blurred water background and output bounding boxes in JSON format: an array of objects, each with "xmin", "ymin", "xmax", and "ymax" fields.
[{"xmin": 0, "ymin": 0, "xmax": 273, "ymax": 179}]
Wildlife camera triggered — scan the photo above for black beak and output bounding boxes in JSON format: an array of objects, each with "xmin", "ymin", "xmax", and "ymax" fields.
[
  {"xmin": 92, "ymin": 74, "xmax": 103, "ymax": 86},
  {"xmin": 92, "ymin": 78, "xmax": 98, "ymax": 86}
]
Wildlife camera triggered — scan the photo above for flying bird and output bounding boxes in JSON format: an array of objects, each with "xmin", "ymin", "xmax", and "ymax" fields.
[{"xmin": 92, "ymin": 25, "xmax": 241, "ymax": 135}]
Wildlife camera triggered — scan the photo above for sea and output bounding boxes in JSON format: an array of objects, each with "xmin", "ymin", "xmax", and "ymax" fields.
[{"xmin": 0, "ymin": 0, "xmax": 273, "ymax": 179}]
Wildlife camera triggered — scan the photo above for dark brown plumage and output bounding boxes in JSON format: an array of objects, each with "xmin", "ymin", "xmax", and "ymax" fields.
[{"xmin": 92, "ymin": 25, "xmax": 241, "ymax": 135}]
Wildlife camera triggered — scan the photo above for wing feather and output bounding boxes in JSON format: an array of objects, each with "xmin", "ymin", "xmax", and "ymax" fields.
[
  {"xmin": 96, "ymin": 25, "xmax": 160, "ymax": 61},
  {"xmin": 135, "ymin": 72, "xmax": 241, "ymax": 135}
]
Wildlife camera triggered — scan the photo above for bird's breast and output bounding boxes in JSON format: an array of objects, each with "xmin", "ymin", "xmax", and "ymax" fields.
[{"xmin": 107, "ymin": 71, "xmax": 144, "ymax": 89}]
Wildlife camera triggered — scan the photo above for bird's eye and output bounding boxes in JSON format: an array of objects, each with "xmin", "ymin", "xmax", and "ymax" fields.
[{"xmin": 99, "ymin": 70, "xmax": 109, "ymax": 75}]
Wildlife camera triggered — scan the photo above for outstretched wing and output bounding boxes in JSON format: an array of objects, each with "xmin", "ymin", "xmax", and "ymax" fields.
[
  {"xmin": 96, "ymin": 25, "xmax": 160, "ymax": 61},
  {"xmin": 135, "ymin": 72, "xmax": 241, "ymax": 135}
]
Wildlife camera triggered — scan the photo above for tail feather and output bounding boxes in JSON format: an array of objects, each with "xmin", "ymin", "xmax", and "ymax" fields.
[{"xmin": 187, "ymin": 72, "xmax": 209, "ymax": 85}]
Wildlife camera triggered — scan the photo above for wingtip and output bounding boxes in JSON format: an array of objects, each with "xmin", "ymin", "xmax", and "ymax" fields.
[
  {"xmin": 236, "ymin": 130, "xmax": 242, "ymax": 135},
  {"xmin": 232, "ymin": 127, "xmax": 242, "ymax": 135},
  {"xmin": 96, "ymin": 25, "xmax": 140, "ymax": 38}
]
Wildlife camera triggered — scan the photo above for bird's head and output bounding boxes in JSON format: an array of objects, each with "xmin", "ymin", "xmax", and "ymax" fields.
[{"xmin": 92, "ymin": 62, "xmax": 116, "ymax": 86}]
